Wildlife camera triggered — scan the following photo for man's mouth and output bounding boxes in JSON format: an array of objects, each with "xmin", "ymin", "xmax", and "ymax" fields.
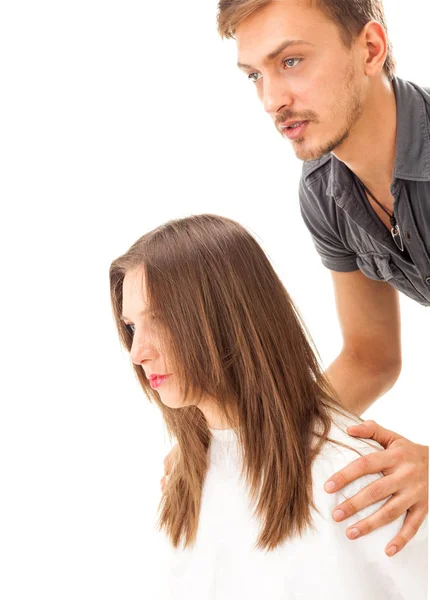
[
  {"xmin": 279, "ymin": 120, "xmax": 307, "ymax": 130},
  {"xmin": 280, "ymin": 120, "xmax": 310, "ymax": 140}
]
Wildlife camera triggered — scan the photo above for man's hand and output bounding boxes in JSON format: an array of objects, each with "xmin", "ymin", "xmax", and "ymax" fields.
[
  {"xmin": 160, "ymin": 444, "xmax": 179, "ymax": 493},
  {"xmin": 324, "ymin": 420, "xmax": 428, "ymax": 557}
]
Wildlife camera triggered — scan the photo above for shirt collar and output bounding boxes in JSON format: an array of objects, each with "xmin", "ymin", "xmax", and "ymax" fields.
[
  {"xmin": 326, "ymin": 76, "xmax": 430, "ymax": 200},
  {"xmin": 392, "ymin": 76, "xmax": 430, "ymax": 181}
]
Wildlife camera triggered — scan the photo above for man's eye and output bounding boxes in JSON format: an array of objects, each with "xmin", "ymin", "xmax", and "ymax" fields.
[
  {"xmin": 248, "ymin": 72, "xmax": 262, "ymax": 83},
  {"xmin": 283, "ymin": 58, "xmax": 301, "ymax": 69}
]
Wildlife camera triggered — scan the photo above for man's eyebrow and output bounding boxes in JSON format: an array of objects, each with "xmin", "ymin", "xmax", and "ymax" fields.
[
  {"xmin": 237, "ymin": 39, "xmax": 314, "ymax": 70},
  {"xmin": 120, "ymin": 308, "xmax": 151, "ymax": 321}
]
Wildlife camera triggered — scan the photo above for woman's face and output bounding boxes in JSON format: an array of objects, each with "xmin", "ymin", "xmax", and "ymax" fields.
[
  {"xmin": 121, "ymin": 267, "xmax": 236, "ymax": 429},
  {"xmin": 121, "ymin": 267, "xmax": 186, "ymax": 409}
]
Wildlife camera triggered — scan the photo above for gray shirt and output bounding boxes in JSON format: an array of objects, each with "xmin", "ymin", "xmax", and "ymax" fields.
[{"xmin": 299, "ymin": 76, "xmax": 430, "ymax": 307}]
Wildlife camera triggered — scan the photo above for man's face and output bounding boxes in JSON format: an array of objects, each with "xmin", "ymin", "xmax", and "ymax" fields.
[{"xmin": 235, "ymin": 0, "xmax": 365, "ymax": 161}]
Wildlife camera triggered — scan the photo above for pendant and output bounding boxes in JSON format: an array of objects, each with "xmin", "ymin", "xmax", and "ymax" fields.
[{"xmin": 391, "ymin": 224, "xmax": 404, "ymax": 252}]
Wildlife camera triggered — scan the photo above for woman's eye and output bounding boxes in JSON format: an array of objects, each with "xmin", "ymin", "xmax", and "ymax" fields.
[
  {"xmin": 248, "ymin": 72, "xmax": 262, "ymax": 83},
  {"xmin": 283, "ymin": 58, "xmax": 301, "ymax": 69},
  {"xmin": 125, "ymin": 323, "xmax": 135, "ymax": 336}
]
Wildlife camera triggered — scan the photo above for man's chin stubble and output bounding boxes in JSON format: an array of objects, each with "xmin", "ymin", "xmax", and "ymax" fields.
[{"xmin": 291, "ymin": 128, "xmax": 351, "ymax": 162}]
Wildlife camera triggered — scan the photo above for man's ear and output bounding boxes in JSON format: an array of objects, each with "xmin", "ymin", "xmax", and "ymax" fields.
[{"xmin": 360, "ymin": 20, "xmax": 388, "ymax": 77}]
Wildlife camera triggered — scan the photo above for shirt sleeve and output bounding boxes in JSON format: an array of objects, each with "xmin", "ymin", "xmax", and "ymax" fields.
[{"xmin": 299, "ymin": 175, "xmax": 359, "ymax": 272}]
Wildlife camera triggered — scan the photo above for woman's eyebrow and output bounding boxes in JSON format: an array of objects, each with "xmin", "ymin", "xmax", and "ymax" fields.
[
  {"xmin": 237, "ymin": 39, "xmax": 314, "ymax": 70},
  {"xmin": 120, "ymin": 308, "xmax": 151, "ymax": 321}
]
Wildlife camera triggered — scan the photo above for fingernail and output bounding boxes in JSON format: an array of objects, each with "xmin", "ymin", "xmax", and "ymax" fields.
[
  {"xmin": 325, "ymin": 481, "xmax": 336, "ymax": 492},
  {"xmin": 333, "ymin": 509, "xmax": 345, "ymax": 521},
  {"xmin": 387, "ymin": 546, "xmax": 397, "ymax": 557},
  {"xmin": 347, "ymin": 528, "xmax": 360, "ymax": 539}
]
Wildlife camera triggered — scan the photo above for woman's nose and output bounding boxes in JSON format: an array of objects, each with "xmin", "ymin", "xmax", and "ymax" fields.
[{"xmin": 129, "ymin": 334, "xmax": 158, "ymax": 366}]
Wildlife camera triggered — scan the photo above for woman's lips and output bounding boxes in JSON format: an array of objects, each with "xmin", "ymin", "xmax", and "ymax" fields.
[{"xmin": 149, "ymin": 374, "xmax": 171, "ymax": 389}]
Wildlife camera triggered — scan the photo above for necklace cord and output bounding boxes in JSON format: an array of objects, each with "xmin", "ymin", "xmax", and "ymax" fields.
[{"xmin": 357, "ymin": 179, "xmax": 404, "ymax": 252}]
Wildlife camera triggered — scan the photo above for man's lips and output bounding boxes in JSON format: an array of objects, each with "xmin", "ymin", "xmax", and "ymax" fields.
[
  {"xmin": 279, "ymin": 119, "xmax": 307, "ymax": 128},
  {"xmin": 279, "ymin": 120, "xmax": 310, "ymax": 140}
]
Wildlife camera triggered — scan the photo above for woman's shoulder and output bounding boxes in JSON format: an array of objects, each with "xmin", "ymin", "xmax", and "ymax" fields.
[
  {"xmin": 319, "ymin": 412, "xmax": 385, "ymax": 461},
  {"xmin": 311, "ymin": 412, "xmax": 386, "ymax": 507}
]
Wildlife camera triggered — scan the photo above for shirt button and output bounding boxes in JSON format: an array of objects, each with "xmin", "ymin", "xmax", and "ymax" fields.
[
  {"xmin": 426, "ymin": 277, "xmax": 430, "ymax": 286},
  {"xmin": 376, "ymin": 269, "xmax": 382, "ymax": 278}
]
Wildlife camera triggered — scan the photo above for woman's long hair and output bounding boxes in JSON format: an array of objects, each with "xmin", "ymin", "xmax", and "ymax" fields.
[{"xmin": 109, "ymin": 214, "xmax": 367, "ymax": 551}]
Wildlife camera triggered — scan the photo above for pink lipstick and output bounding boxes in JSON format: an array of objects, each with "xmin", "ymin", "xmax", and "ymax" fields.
[{"xmin": 148, "ymin": 374, "xmax": 171, "ymax": 389}]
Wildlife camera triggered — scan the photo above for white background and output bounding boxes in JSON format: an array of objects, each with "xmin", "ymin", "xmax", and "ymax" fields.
[{"xmin": 1, "ymin": 1, "xmax": 429, "ymax": 598}]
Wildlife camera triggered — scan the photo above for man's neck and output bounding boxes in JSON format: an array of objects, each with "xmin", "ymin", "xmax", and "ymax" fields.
[{"xmin": 332, "ymin": 77, "xmax": 397, "ymax": 194}]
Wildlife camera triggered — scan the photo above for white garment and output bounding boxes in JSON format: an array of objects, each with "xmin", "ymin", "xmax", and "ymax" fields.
[{"xmin": 158, "ymin": 415, "xmax": 428, "ymax": 600}]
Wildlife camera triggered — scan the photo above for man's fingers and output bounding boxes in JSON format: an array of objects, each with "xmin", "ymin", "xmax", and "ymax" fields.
[
  {"xmin": 161, "ymin": 444, "xmax": 179, "ymax": 492},
  {"xmin": 163, "ymin": 444, "xmax": 179, "ymax": 476},
  {"xmin": 346, "ymin": 419, "xmax": 401, "ymax": 447},
  {"xmin": 325, "ymin": 449, "xmax": 397, "ymax": 493},
  {"xmin": 332, "ymin": 474, "xmax": 398, "ymax": 521},
  {"xmin": 384, "ymin": 503, "xmax": 428, "ymax": 557},
  {"xmin": 343, "ymin": 493, "xmax": 410, "ymax": 541}
]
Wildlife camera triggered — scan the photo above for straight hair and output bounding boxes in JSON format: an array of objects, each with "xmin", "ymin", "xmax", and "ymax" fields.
[{"xmin": 109, "ymin": 214, "xmax": 373, "ymax": 551}]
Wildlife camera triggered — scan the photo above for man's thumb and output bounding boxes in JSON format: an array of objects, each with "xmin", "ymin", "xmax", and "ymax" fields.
[{"xmin": 347, "ymin": 419, "xmax": 400, "ymax": 447}]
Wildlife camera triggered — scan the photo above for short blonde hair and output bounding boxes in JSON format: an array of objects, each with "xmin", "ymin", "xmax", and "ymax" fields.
[{"xmin": 217, "ymin": 0, "xmax": 396, "ymax": 81}]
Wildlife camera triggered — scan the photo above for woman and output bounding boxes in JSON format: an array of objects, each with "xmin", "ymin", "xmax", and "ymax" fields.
[{"xmin": 109, "ymin": 214, "xmax": 427, "ymax": 599}]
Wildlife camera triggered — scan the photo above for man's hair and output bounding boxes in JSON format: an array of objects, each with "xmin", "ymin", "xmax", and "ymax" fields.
[{"xmin": 217, "ymin": 0, "xmax": 396, "ymax": 81}]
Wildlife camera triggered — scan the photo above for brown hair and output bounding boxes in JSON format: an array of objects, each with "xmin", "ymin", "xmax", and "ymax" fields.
[
  {"xmin": 109, "ymin": 214, "xmax": 370, "ymax": 551},
  {"xmin": 217, "ymin": 0, "xmax": 396, "ymax": 81}
]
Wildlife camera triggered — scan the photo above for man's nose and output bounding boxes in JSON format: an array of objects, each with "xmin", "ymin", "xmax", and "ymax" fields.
[{"xmin": 262, "ymin": 75, "xmax": 293, "ymax": 115}]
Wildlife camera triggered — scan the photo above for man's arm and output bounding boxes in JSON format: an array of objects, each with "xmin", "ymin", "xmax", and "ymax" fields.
[
  {"xmin": 324, "ymin": 269, "xmax": 402, "ymax": 416},
  {"xmin": 323, "ymin": 269, "xmax": 428, "ymax": 556}
]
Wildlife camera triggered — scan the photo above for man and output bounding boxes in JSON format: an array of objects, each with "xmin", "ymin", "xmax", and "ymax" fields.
[{"xmin": 162, "ymin": 0, "xmax": 428, "ymax": 557}]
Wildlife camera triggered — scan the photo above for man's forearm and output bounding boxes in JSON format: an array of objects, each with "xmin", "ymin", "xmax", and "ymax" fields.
[{"xmin": 324, "ymin": 349, "xmax": 401, "ymax": 416}]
